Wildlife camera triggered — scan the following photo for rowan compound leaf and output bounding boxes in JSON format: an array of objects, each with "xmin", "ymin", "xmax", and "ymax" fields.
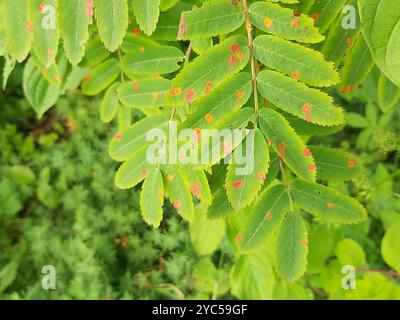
[
  {"xmin": 239, "ymin": 184, "xmax": 290, "ymax": 252},
  {"xmin": 58, "ymin": 0, "xmax": 91, "ymax": 65},
  {"xmin": 95, "ymin": 0, "xmax": 129, "ymax": 52},
  {"xmin": 3, "ymin": 0, "xmax": 32, "ymax": 62},
  {"xmin": 291, "ymin": 179, "xmax": 367, "ymax": 224},
  {"xmin": 253, "ymin": 35, "xmax": 340, "ymax": 87},
  {"xmin": 249, "ymin": 1, "xmax": 324, "ymax": 43},
  {"xmin": 226, "ymin": 129, "xmax": 270, "ymax": 209},
  {"xmin": 121, "ymin": 45, "xmax": 184, "ymax": 77},
  {"xmin": 115, "ymin": 147, "xmax": 157, "ymax": 189},
  {"xmin": 162, "ymin": 165, "xmax": 195, "ymax": 222},
  {"xmin": 259, "ymin": 108, "xmax": 316, "ymax": 182},
  {"xmin": 276, "ymin": 211, "xmax": 308, "ymax": 283},
  {"xmin": 109, "ymin": 115, "xmax": 168, "ymax": 161},
  {"xmin": 81, "ymin": 58, "xmax": 120, "ymax": 96},
  {"xmin": 100, "ymin": 82, "xmax": 120, "ymax": 123},
  {"xmin": 118, "ymin": 78, "xmax": 172, "ymax": 111},
  {"xmin": 132, "ymin": 0, "xmax": 160, "ymax": 36},
  {"xmin": 29, "ymin": 0, "xmax": 59, "ymax": 67},
  {"xmin": 180, "ymin": 72, "xmax": 252, "ymax": 130},
  {"xmin": 23, "ymin": 58, "xmax": 60, "ymax": 118},
  {"xmin": 257, "ymin": 70, "xmax": 344, "ymax": 126},
  {"xmin": 177, "ymin": 0, "xmax": 245, "ymax": 40},
  {"xmin": 140, "ymin": 168, "xmax": 164, "ymax": 228},
  {"xmin": 165, "ymin": 35, "xmax": 250, "ymax": 107},
  {"xmin": 378, "ymin": 74, "xmax": 400, "ymax": 113},
  {"xmin": 309, "ymin": 146, "xmax": 362, "ymax": 181}
]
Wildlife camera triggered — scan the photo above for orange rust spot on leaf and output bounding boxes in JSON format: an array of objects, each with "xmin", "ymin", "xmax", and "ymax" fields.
[
  {"xmin": 38, "ymin": 2, "xmax": 46, "ymax": 12},
  {"xmin": 348, "ymin": 158, "xmax": 356, "ymax": 168},
  {"xmin": 290, "ymin": 18, "xmax": 300, "ymax": 28},
  {"xmin": 86, "ymin": 0, "xmax": 94, "ymax": 22},
  {"xmin": 114, "ymin": 133, "xmax": 122, "ymax": 140},
  {"xmin": 132, "ymin": 27, "xmax": 141, "ymax": 35},
  {"xmin": 327, "ymin": 202, "xmax": 335, "ymax": 209},
  {"xmin": 204, "ymin": 113, "xmax": 213, "ymax": 123},
  {"xmin": 346, "ymin": 37, "xmax": 354, "ymax": 46},
  {"xmin": 291, "ymin": 70, "xmax": 300, "ymax": 79},
  {"xmin": 266, "ymin": 211, "xmax": 273, "ymax": 220},
  {"xmin": 301, "ymin": 239, "xmax": 308, "ymax": 247},
  {"xmin": 263, "ymin": 17, "xmax": 273, "ymax": 28},
  {"xmin": 47, "ymin": 49, "xmax": 54, "ymax": 57},
  {"xmin": 152, "ymin": 74, "xmax": 161, "ymax": 79},
  {"xmin": 303, "ymin": 148, "xmax": 312, "ymax": 157},
  {"xmin": 205, "ymin": 81, "xmax": 212, "ymax": 94},
  {"xmin": 308, "ymin": 165, "xmax": 317, "ymax": 171},
  {"xmin": 141, "ymin": 169, "xmax": 148, "ymax": 177},
  {"xmin": 158, "ymin": 190, "xmax": 164, "ymax": 198},
  {"xmin": 132, "ymin": 81, "xmax": 140, "ymax": 91},
  {"xmin": 302, "ymin": 103, "xmax": 312, "ymax": 122},
  {"xmin": 173, "ymin": 200, "xmax": 182, "ymax": 210},
  {"xmin": 311, "ymin": 13, "xmax": 319, "ymax": 21},
  {"xmin": 279, "ymin": 143, "xmax": 286, "ymax": 160},
  {"xmin": 185, "ymin": 89, "xmax": 195, "ymax": 104},
  {"xmin": 152, "ymin": 92, "xmax": 159, "ymax": 100},
  {"xmin": 236, "ymin": 51, "xmax": 244, "ymax": 60},
  {"xmin": 138, "ymin": 47, "xmax": 145, "ymax": 52},
  {"xmin": 167, "ymin": 174, "xmax": 174, "ymax": 181},
  {"xmin": 228, "ymin": 55, "xmax": 236, "ymax": 66},
  {"xmin": 170, "ymin": 87, "xmax": 182, "ymax": 96},
  {"xmin": 190, "ymin": 181, "xmax": 201, "ymax": 200},
  {"xmin": 26, "ymin": 20, "xmax": 33, "ymax": 33},
  {"xmin": 84, "ymin": 74, "xmax": 92, "ymax": 82},
  {"xmin": 233, "ymin": 180, "xmax": 244, "ymax": 189},
  {"xmin": 230, "ymin": 44, "xmax": 241, "ymax": 53},
  {"xmin": 236, "ymin": 91, "xmax": 244, "ymax": 99},
  {"xmin": 293, "ymin": 11, "xmax": 301, "ymax": 17},
  {"xmin": 193, "ymin": 128, "xmax": 201, "ymax": 140},
  {"xmin": 341, "ymin": 85, "xmax": 353, "ymax": 94},
  {"xmin": 236, "ymin": 234, "xmax": 242, "ymax": 242},
  {"xmin": 221, "ymin": 140, "xmax": 232, "ymax": 155},
  {"xmin": 256, "ymin": 172, "xmax": 266, "ymax": 181}
]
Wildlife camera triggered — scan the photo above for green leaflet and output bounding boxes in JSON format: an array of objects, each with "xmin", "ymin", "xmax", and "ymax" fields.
[
  {"xmin": 259, "ymin": 108, "xmax": 316, "ymax": 182},
  {"xmin": 249, "ymin": 1, "xmax": 324, "ymax": 44},
  {"xmin": 3, "ymin": 0, "xmax": 32, "ymax": 62},
  {"xmin": 214, "ymin": 107, "xmax": 256, "ymax": 130},
  {"xmin": 239, "ymin": 184, "xmax": 289, "ymax": 252},
  {"xmin": 164, "ymin": 35, "xmax": 250, "ymax": 107},
  {"xmin": 109, "ymin": 115, "xmax": 168, "ymax": 161},
  {"xmin": 95, "ymin": 0, "xmax": 129, "ymax": 52},
  {"xmin": 381, "ymin": 220, "xmax": 400, "ymax": 272},
  {"xmin": 115, "ymin": 146, "xmax": 157, "ymax": 189},
  {"xmin": 132, "ymin": 0, "xmax": 160, "ymax": 36},
  {"xmin": 253, "ymin": 35, "xmax": 339, "ymax": 87},
  {"xmin": 225, "ymin": 129, "xmax": 270, "ymax": 209},
  {"xmin": 207, "ymin": 188, "xmax": 234, "ymax": 219},
  {"xmin": 177, "ymin": 0, "xmax": 244, "ymax": 40},
  {"xmin": 230, "ymin": 251, "xmax": 275, "ymax": 299},
  {"xmin": 152, "ymin": 13, "xmax": 180, "ymax": 41},
  {"xmin": 283, "ymin": 112, "xmax": 344, "ymax": 136},
  {"xmin": 257, "ymin": 70, "xmax": 344, "ymax": 126},
  {"xmin": 297, "ymin": 0, "xmax": 314, "ymax": 14},
  {"xmin": 378, "ymin": 74, "xmax": 400, "ymax": 113},
  {"xmin": 180, "ymin": 166, "xmax": 212, "ymax": 205},
  {"xmin": 189, "ymin": 203, "xmax": 225, "ymax": 255},
  {"xmin": 29, "ymin": 0, "xmax": 59, "ymax": 67},
  {"xmin": 162, "ymin": 165, "xmax": 194, "ymax": 222},
  {"xmin": 321, "ymin": 0, "xmax": 361, "ymax": 66},
  {"xmin": 118, "ymin": 78, "xmax": 172, "ymax": 110},
  {"xmin": 2, "ymin": 56, "xmax": 16, "ymax": 90},
  {"xmin": 309, "ymin": 146, "xmax": 362, "ymax": 181},
  {"xmin": 58, "ymin": 0, "xmax": 90, "ymax": 65},
  {"xmin": 160, "ymin": 0, "xmax": 178, "ymax": 12},
  {"xmin": 100, "ymin": 82, "xmax": 120, "ymax": 123},
  {"xmin": 23, "ymin": 58, "xmax": 60, "ymax": 118},
  {"xmin": 340, "ymin": 37, "xmax": 375, "ymax": 93},
  {"xmin": 358, "ymin": 0, "xmax": 400, "ymax": 86},
  {"xmin": 191, "ymin": 38, "xmax": 213, "ymax": 55},
  {"xmin": 308, "ymin": 0, "xmax": 348, "ymax": 34},
  {"xmin": 140, "ymin": 168, "xmax": 164, "ymax": 228},
  {"xmin": 120, "ymin": 45, "xmax": 183, "ymax": 76},
  {"xmin": 335, "ymin": 238, "xmax": 366, "ymax": 267},
  {"xmin": 79, "ymin": 37, "xmax": 110, "ymax": 68},
  {"xmin": 81, "ymin": 58, "xmax": 120, "ymax": 96},
  {"xmin": 276, "ymin": 212, "xmax": 308, "ymax": 283},
  {"xmin": 291, "ymin": 179, "xmax": 367, "ymax": 224},
  {"xmin": 180, "ymin": 73, "xmax": 252, "ymax": 130},
  {"xmin": 121, "ymin": 34, "xmax": 159, "ymax": 53}
]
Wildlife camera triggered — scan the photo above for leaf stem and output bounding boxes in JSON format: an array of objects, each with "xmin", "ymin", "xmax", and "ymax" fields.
[
  {"xmin": 242, "ymin": 0, "xmax": 260, "ymax": 118},
  {"xmin": 117, "ymin": 49, "xmax": 125, "ymax": 83}
]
